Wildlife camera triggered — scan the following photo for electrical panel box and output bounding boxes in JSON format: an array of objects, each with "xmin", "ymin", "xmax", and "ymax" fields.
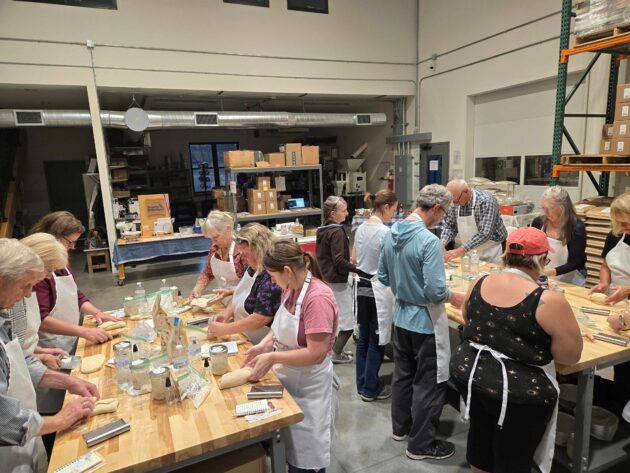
[{"xmin": 394, "ymin": 154, "xmax": 414, "ymax": 205}]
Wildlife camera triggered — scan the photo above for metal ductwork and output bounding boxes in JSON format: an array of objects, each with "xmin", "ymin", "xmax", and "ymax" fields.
[{"xmin": 0, "ymin": 109, "xmax": 386, "ymax": 129}]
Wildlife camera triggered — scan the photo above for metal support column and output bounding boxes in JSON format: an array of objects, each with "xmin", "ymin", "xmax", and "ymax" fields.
[
  {"xmin": 599, "ymin": 55, "xmax": 620, "ymax": 195},
  {"xmin": 550, "ymin": 0, "xmax": 574, "ymax": 186},
  {"xmin": 573, "ymin": 368, "xmax": 595, "ymax": 473}
]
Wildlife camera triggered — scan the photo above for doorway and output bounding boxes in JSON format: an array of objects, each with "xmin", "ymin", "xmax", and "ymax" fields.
[{"xmin": 44, "ymin": 160, "xmax": 89, "ymax": 228}]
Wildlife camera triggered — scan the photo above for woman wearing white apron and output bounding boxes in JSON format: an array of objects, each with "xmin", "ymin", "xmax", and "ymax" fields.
[
  {"xmin": 441, "ymin": 181, "xmax": 507, "ymax": 264},
  {"xmin": 0, "ymin": 238, "xmax": 96, "ymax": 473},
  {"xmin": 191, "ymin": 211, "xmax": 247, "ymax": 299},
  {"xmin": 316, "ymin": 196, "xmax": 356, "ymax": 364},
  {"xmin": 207, "ymin": 223, "xmax": 282, "ymax": 345},
  {"xmin": 450, "ymin": 227, "xmax": 582, "ymax": 473},
  {"xmin": 531, "ymin": 186, "xmax": 586, "ymax": 286},
  {"xmin": 244, "ymin": 240, "xmax": 338, "ymax": 473},
  {"xmin": 10, "ymin": 234, "xmax": 71, "ymax": 371},
  {"xmin": 351, "ymin": 190, "xmax": 398, "ymax": 401}
]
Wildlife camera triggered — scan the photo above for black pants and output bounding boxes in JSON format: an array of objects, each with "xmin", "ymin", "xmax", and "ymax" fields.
[
  {"xmin": 464, "ymin": 392, "xmax": 554, "ymax": 473},
  {"xmin": 391, "ymin": 326, "xmax": 445, "ymax": 454}
]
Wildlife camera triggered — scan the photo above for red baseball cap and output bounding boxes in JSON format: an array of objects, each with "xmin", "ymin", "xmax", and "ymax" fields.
[{"xmin": 506, "ymin": 227, "xmax": 553, "ymax": 255}]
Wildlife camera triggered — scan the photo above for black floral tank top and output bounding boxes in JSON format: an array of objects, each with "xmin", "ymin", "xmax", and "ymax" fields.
[{"xmin": 450, "ymin": 275, "xmax": 557, "ymax": 405}]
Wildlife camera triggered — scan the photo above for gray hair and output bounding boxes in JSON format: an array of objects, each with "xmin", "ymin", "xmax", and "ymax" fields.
[
  {"xmin": 324, "ymin": 195, "xmax": 347, "ymax": 221},
  {"xmin": 203, "ymin": 210, "xmax": 234, "ymax": 238},
  {"xmin": 415, "ymin": 184, "xmax": 452, "ymax": 211},
  {"xmin": 0, "ymin": 238, "xmax": 44, "ymax": 281},
  {"xmin": 540, "ymin": 185, "xmax": 577, "ymax": 246}
]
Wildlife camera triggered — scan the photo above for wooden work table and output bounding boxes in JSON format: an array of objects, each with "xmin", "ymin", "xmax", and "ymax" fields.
[
  {"xmin": 444, "ymin": 259, "xmax": 630, "ymax": 472},
  {"xmin": 48, "ymin": 306, "xmax": 304, "ymax": 473}
]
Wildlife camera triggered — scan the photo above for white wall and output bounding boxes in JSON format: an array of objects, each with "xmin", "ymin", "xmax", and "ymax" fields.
[
  {"xmin": 416, "ymin": 0, "xmax": 620, "ymax": 199},
  {"xmin": 0, "ymin": 0, "xmax": 416, "ymax": 97}
]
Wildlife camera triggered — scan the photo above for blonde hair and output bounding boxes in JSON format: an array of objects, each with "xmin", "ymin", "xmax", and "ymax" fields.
[
  {"xmin": 20, "ymin": 233, "xmax": 68, "ymax": 272},
  {"xmin": 0, "ymin": 238, "xmax": 44, "ymax": 281},
  {"xmin": 235, "ymin": 223, "xmax": 277, "ymax": 272},
  {"xmin": 611, "ymin": 192, "xmax": 630, "ymax": 235}
]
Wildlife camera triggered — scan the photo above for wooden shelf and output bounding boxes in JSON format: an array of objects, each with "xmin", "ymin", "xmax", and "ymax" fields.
[
  {"xmin": 236, "ymin": 208, "xmax": 322, "ymax": 223},
  {"xmin": 553, "ymin": 164, "xmax": 630, "ymax": 177},
  {"xmin": 561, "ymin": 31, "xmax": 630, "ymax": 63},
  {"xmin": 226, "ymin": 165, "xmax": 320, "ymax": 174}
]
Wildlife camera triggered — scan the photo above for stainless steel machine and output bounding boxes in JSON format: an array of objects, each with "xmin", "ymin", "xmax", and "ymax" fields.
[{"xmin": 334, "ymin": 158, "xmax": 366, "ymax": 195}]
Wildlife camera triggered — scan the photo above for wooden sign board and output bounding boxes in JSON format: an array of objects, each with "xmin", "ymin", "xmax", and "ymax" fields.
[{"xmin": 138, "ymin": 194, "xmax": 170, "ymax": 238}]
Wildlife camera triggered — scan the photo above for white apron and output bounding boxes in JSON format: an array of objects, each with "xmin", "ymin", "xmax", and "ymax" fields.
[
  {"xmin": 462, "ymin": 268, "xmax": 559, "ymax": 473},
  {"xmin": 271, "ymin": 273, "xmax": 333, "ymax": 470},
  {"xmin": 23, "ymin": 294, "xmax": 42, "ymax": 356},
  {"xmin": 37, "ymin": 268, "xmax": 80, "ymax": 413},
  {"xmin": 606, "ymin": 236, "xmax": 630, "ymax": 286},
  {"xmin": 457, "ymin": 190, "xmax": 503, "ymax": 264},
  {"xmin": 0, "ymin": 336, "xmax": 48, "ymax": 473},
  {"xmin": 37, "ymin": 269, "xmax": 80, "ymax": 354},
  {"xmin": 546, "ymin": 236, "xmax": 585, "ymax": 286},
  {"xmin": 210, "ymin": 241, "xmax": 240, "ymax": 289},
  {"xmin": 371, "ymin": 276, "xmax": 395, "ymax": 346},
  {"xmin": 330, "ymin": 276, "xmax": 355, "ymax": 332},
  {"xmin": 232, "ymin": 269, "xmax": 269, "ymax": 345}
]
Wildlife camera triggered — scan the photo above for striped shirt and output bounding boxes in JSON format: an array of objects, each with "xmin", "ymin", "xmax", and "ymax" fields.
[{"xmin": 440, "ymin": 188, "xmax": 507, "ymax": 251}]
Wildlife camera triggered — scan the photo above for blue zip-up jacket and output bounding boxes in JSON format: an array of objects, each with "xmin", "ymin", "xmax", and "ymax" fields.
[{"xmin": 378, "ymin": 217, "xmax": 451, "ymax": 334}]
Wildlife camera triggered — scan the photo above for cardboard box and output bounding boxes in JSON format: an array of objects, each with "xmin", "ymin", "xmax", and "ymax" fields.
[
  {"xmin": 613, "ymin": 138, "xmax": 630, "ymax": 155},
  {"xmin": 266, "ymin": 200, "xmax": 278, "ymax": 213},
  {"xmin": 224, "ymin": 150, "xmax": 255, "ymax": 168},
  {"xmin": 603, "ymin": 123, "xmax": 614, "ymax": 139},
  {"xmin": 263, "ymin": 189, "xmax": 277, "ymax": 202},
  {"xmin": 600, "ymin": 138, "xmax": 612, "ymax": 154},
  {"xmin": 264, "ymin": 153, "xmax": 285, "ymax": 167},
  {"xmin": 256, "ymin": 177, "xmax": 271, "ymax": 190},
  {"xmin": 111, "ymin": 168, "xmax": 128, "ymax": 180},
  {"xmin": 618, "ymin": 83, "xmax": 630, "ymax": 103},
  {"xmin": 283, "ymin": 143, "xmax": 302, "ymax": 166},
  {"xmin": 247, "ymin": 188, "xmax": 265, "ymax": 203},
  {"xmin": 305, "ymin": 227, "xmax": 317, "ymax": 237},
  {"xmin": 615, "ymin": 102, "xmax": 630, "ymax": 122},
  {"xmin": 211, "ymin": 188, "xmax": 226, "ymax": 199},
  {"xmin": 614, "ymin": 120, "xmax": 630, "ymax": 137},
  {"xmin": 248, "ymin": 200, "xmax": 266, "ymax": 215},
  {"xmin": 301, "ymin": 146, "xmax": 320, "ymax": 165}
]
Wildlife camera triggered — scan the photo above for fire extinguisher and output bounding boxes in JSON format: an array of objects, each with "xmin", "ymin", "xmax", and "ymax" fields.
[{"xmin": 387, "ymin": 166, "xmax": 394, "ymax": 190}]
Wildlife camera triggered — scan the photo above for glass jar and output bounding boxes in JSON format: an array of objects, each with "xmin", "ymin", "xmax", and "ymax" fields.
[
  {"xmin": 130, "ymin": 358, "xmax": 150, "ymax": 391},
  {"xmin": 209, "ymin": 344, "xmax": 229, "ymax": 375},
  {"xmin": 149, "ymin": 366, "xmax": 169, "ymax": 402},
  {"xmin": 113, "ymin": 341, "xmax": 131, "ymax": 388}
]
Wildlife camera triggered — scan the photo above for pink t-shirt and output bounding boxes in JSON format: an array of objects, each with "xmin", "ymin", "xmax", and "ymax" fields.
[{"xmin": 281, "ymin": 278, "xmax": 338, "ymax": 351}]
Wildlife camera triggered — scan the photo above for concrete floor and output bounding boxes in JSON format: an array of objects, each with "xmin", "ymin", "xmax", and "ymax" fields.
[{"xmin": 73, "ymin": 252, "xmax": 630, "ymax": 473}]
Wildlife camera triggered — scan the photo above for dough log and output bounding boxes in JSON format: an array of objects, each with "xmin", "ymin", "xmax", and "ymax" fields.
[{"xmin": 218, "ymin": 367, "xmax": 253, "ymax": 389}]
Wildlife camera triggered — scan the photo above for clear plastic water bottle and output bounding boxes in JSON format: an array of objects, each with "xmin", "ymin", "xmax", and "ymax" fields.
[
  {"xmin": 135, "ymin": 281, "xmax": 146, "ymax": 297},
  {"xmin": 188, "ymin": 336, "xmax": 201, "ymax": 359},
  {"xmin": 160, "ymin": 278, "xmax": 169, "ymax": 293},
  {"xmin": 461, "ymin": 253, "xmax": 471, "ymax": 278},
  {"xmin": 470, "ymin": 250, "xmax": 480, "ymax": 276},
  {"xmin": 172, "ymin": 344, "xmax": 189, "ymax": 370}
]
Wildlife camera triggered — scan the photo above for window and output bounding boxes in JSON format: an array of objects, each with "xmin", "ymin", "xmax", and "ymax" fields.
[
  {"xmin": 287, "ymin": 0, "xmax": 328, "ymax": 14},
  {"xmin": 224, "ymin": 0, "xmax": 269, "ymax": 7},
  {"xmin": 17, "ymin": 0, "xmax": 117, "ymax": 9},
  {"xmin": 524, "ymin": 154, "xmax": 578, "ymax": 187},
  {"xmin": 189, "ymin": 143, "xmax": 238, "ymax": 194},
  {"xmin": 474, "ymin": 156, "xmax": 521, "ymax": 184}
]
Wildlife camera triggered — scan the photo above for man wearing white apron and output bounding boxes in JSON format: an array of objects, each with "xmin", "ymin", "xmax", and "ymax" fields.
[
  {"xmin": 378, "ymin": 184, "xmax": 465, "ymax": 461},
  {"xmin": 441, "ymin": 180, "xmax": 507, "ymax": 264},
  {"xmin": 244, "ymin": 267, "xmax": 337, "ymax": 473}
]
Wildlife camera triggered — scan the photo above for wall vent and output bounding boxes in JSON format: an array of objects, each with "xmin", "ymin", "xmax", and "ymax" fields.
[{"xmin": 14, "ymin": 110, "xmax": 44, "ymax": 126}]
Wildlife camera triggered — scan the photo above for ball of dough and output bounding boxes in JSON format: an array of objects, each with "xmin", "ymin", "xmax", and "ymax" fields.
[
  {"xmin": 590, "ymin": 293, "xmax": 608, "ymax": 305},
  {"xmin": 81, "ymin": 354, "xmax": 106, "ymax": 374}
]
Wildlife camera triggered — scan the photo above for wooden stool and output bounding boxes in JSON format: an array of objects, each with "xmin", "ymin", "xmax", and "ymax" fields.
[{"xmin": 84, "ymin": 248, "xmax": 111, "ymax": 274}]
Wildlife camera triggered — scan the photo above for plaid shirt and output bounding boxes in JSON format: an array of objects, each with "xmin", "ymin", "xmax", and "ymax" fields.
[{"xmin": 440, "ymin": 188, "xmax": 507, "ymax": 251}]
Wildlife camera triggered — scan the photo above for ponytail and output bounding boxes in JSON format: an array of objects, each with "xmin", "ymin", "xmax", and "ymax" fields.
[
  {"xmin": 304, "ymin": 252, "xmax": 324, "ymax": 281},
  {"xmin": 264, "ymin": 240, "xmax": 326, "ymax": 282}
]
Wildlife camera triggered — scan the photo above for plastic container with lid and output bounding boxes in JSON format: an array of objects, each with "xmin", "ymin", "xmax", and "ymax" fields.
[
  {"xmin": 150, "ymin": 367, "xmax": 169, "ymax": 402},
  {"xmin": 130, "ymin": 358, "xmax": 151, "ymax": 392},
  {"xmin": 209, "ymin": 344, "xmax": 229, "ymax": 375}
]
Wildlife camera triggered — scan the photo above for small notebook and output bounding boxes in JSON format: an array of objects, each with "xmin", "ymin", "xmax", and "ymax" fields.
[
  {"xmin": 235, "ymin": 400, "xmax": 269, "ymax": 417},
  {"xmin": 54, "ymin": 450, "xmax": 104, "ymax": 473}
]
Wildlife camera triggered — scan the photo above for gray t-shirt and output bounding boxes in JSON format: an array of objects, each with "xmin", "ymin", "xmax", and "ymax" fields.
[{"xmin": 355, "ymin": 221, "xmax": 390, "ymax": 276}]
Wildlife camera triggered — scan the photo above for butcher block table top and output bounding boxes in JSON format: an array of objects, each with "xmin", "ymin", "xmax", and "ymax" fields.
[
  {"xmin": 48, "ymin": 305, "xmax": 304, "ymax": 473},
  {"xmin": 444, "ymin": 260, "xmax": 630, "ymax": 375}
]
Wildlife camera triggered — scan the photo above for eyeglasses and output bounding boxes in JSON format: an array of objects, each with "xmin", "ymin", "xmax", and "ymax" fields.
[
  {"xmin": 454, "ymin": 189, "xmax": 468, "ymax": 205},
  {"xmin": 61, "ymin": 236, "xmax": 79, "ymax": 248}
]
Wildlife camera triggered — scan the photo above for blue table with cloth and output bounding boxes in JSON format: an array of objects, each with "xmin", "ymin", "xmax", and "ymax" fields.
[{"xmin": 113, "ymin": 234, "xmax": 211, "ymax": 285}]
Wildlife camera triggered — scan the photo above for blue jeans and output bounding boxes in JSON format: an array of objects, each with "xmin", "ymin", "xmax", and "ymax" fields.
[
  {"xmin": 288, "ymin": 465, "xmax": 325, "ymax": 473},
  {"xmin": 355, "ymin": 295, "xmax": 385, "ymax": 398}
]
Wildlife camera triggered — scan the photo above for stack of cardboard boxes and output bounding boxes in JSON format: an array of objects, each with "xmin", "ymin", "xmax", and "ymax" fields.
[
  {"xmin": 601, "ymin": 83, "xmax": 630, "ymax": 155},
  {"xmin": 247, "ymin": 177, "xmax": 279, "ymax": 215},
  {"xmin": 224, "ymin": 144, "xmax": 320, "ymax": 169}
]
